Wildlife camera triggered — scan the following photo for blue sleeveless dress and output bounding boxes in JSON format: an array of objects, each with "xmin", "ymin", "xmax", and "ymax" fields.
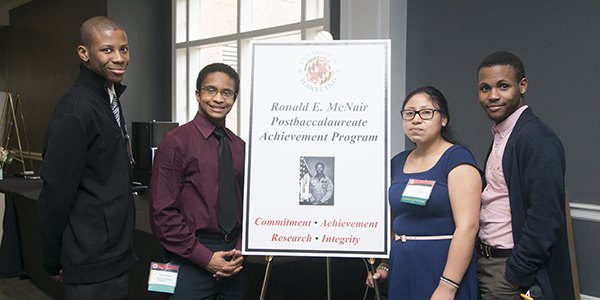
[{"xmin": 387, "ymin": 145, "xmax": 480, "ymax": 299}]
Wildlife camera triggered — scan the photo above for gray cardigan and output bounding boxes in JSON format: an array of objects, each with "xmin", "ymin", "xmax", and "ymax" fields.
[{"xmin": 486, "ymin": 107, "xmax": 575, "ymax": 300}]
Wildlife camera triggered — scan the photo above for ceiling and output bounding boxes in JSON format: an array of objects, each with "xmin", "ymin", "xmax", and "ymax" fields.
[
  {"xmin": 0, "ymin": 0, "xmax": 30, "ymax": 10},
  {"xmin": 0, "ymin": 0, "xmax": 31, "ymax": 28}
]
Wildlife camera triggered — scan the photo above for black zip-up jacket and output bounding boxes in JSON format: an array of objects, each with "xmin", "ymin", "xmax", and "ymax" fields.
[{"xmin": 38, "ymin": 65, "xmax": 137, "ymax": 284}]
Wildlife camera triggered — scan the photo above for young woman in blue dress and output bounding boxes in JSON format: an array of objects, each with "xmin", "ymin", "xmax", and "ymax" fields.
[{"xmin": 366, "ymin": 86, "xmax": 482, "ymax": 299}]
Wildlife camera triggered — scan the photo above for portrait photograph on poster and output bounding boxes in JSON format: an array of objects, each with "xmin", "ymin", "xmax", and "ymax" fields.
[
  {"xmin": 299, "ymin": 156, "xmax": 335, "ymax": 206},
  {"xmin": 243, "ymin": 40, "xmax": 391, "ymax": 258}
]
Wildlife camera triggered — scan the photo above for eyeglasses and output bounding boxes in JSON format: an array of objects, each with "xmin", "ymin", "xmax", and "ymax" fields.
[
  {"xmin": 400, "ymin": 109, "xmax": 440, "ymax": 120},
  {"xmin": 200, "ymin": 87, "xmax": 237, "ymax": 99}
]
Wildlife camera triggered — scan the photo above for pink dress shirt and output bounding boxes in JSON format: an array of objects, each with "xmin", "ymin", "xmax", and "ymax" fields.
[{"xmin": 479, "ymin": 105, "xmax": 528, "ymax": 249}]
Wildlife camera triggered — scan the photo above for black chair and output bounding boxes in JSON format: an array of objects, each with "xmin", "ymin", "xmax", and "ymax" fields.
[{"xmin": 132, "ymin": 181, "xmax": 148, "ymax": 196}]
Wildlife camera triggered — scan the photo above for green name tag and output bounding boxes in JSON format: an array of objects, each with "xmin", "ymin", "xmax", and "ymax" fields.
[
  {"xmin": 400, "ymin": 179, "xmax": 435, "ymax": 206},
  {"xmin": 148, "ymin": 262, "xmax": 179, "ymax": 294}
]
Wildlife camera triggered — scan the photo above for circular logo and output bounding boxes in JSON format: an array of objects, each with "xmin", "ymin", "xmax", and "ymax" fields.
[{"xmin": 304, "ymin": 56, "xmax": 334, "ymax": 86}]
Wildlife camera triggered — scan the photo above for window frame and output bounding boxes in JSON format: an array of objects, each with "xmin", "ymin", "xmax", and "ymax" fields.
[{"xmin": 172, "ymin": 0, "xmax": 330, "ymax": 136}]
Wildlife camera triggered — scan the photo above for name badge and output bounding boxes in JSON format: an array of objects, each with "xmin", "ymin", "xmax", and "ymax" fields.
[
  {"xmin": 148, "ymin": 262, "xmax": 179, "ymax": 294},
  {"xmin": 401, "ymin": 179, "xmax": 436, "ymax": 206}
]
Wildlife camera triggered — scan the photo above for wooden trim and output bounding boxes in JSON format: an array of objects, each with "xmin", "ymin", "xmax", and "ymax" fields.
[{"xmin": 566, "ymin": 191, "xmax": 581, "ymax": 300}]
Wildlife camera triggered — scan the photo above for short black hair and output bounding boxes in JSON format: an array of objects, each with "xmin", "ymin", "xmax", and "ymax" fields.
[
  {"xmin": 196, "ymin": 63, "xmax": 240, "ymax": 100},
  {"xmin": 80, "ymin": 16, "xmax": 124, "ymax": 47},
  {"xmin": 477, "ymin": 51, "xmax": 526, "ymax": 82}
]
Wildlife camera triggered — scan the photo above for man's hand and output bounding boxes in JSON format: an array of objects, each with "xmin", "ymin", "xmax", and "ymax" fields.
[
  {"xmin": 52, "ymin": 269, "xmax": 64, "ymax": 282},
  {"xmin": 206, "ymin": 249, "xmax": 244, "ymax": 280}
]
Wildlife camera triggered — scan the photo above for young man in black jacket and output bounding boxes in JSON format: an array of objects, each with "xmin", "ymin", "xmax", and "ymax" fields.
[{"xmin": 38, "ymin": 16, "xmax": 137, "ymax": 300}]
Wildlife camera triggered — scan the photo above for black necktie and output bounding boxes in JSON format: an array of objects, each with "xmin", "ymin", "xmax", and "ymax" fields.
[{"xmin": 213, "ymin": 127, "xmax": 236, "ymax": 235}]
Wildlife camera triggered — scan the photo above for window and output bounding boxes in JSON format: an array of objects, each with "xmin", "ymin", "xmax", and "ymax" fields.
[{"xmin": 173, "ymin": 0, "xmax": 329, "ymax": 135}]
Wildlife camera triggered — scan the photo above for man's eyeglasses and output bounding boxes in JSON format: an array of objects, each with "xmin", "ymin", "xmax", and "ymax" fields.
[
  {"xmin": 400, "ymin": 109, "xmax": 440, "ymax": 120},
  {"xmin": 200, "ymin": 87, "xmax": 237, "ymax": 99}
]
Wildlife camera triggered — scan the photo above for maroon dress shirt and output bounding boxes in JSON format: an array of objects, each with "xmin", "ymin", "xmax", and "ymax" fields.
[{"xmin": 149, "ymin": 112, "xmax": 245, "ymax": 268}]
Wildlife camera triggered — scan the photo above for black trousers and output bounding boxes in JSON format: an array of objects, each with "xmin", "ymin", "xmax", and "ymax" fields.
[
  {"xmin": 168, "ymin": 237, "xmax": 248, "ymax": 300},
  {"xmin": 64, "ymin": 271, "xmax": 129, "ymax": 300}
]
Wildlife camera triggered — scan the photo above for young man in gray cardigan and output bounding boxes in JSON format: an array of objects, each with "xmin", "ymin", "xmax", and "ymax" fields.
[{"xmin": 475, "ymin": 51, "xmax": 575, "ymax": 300}]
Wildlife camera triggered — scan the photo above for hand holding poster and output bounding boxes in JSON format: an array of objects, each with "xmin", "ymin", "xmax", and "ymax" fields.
[{"xmin": 243, "ymin": 40, "xmax": 391, "ymax": 258}]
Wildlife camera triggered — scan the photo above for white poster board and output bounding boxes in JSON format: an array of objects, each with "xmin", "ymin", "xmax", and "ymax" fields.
[{"xmin": 243, "ymin": 40, "xmax": 391, "ymax": 258}]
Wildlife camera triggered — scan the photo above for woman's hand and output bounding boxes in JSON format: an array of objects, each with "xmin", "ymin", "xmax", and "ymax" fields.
[
  {"xmin": 365, "ymin": 268, "xmax": 388, "ymax": 289},
  {"xmin": 430, "ymin": 281, "xmax": 457, "ymax": 300}
]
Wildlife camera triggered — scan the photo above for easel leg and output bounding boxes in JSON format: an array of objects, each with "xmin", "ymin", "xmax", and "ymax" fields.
[
  {"xmin": 368, "ymin": 258, "xmax": 381, "ymax": 300},
  {"xmin": 259, "ymin": 255, "xmax": 274, "ymax": 300},
  {"xmin": 327, "ymin": 257, "xmax": 332, "ymax": 300}
]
